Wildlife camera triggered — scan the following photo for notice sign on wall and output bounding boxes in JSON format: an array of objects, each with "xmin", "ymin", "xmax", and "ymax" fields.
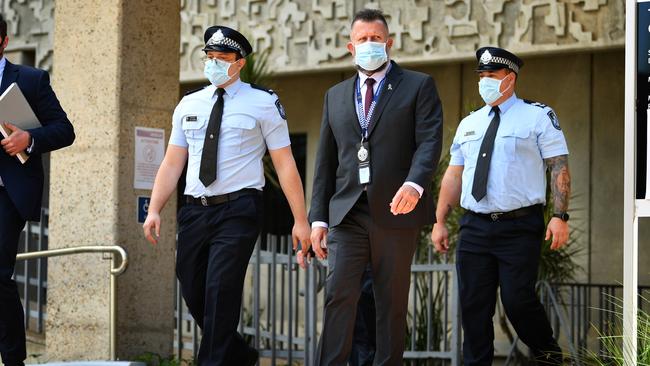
[
  {"xmin": 134, "ymin": 127, "xmax": 165, "ymax": 190},
  {"xmin": 638, "ymin": 1, "xmax": 650, "ymax": 199}
]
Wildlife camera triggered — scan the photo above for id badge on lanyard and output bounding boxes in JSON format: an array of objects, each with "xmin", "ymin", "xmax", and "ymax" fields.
[{"xmin": 355, "ymin": 77, "xmax": 385, "ymax": 185}]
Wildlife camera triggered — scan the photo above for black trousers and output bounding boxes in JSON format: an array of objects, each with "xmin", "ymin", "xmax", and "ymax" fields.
[
  {"xmin": 315, "ymin": 194, "xmax": 419, "ymax": 366},
  {"xmin": 349, "ymin": 266, "xmax": 376, "ymax": 366},
  {"xmin": 456, "ymin": 209, "xmax": 562, "ymax": 366},
  {"xmin": 176, "ymin": 193, "xmax": 262, "ymax": 366},
  {"xmin": 0, "ymin": 187, "xmax": 27, "ymax": 366}
]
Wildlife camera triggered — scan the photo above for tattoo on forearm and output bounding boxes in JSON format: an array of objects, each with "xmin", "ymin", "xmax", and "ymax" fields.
[{"xmin": 545, "ymin": 155, "xmax": 571, "ymax": 212}]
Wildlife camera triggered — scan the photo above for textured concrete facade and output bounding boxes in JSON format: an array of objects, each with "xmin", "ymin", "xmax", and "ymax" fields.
[
  {"xmin": 178, "ymin": 0, "xmax": 625, "ymax": 80},
  {"xmin": 47, "ymin": 0, "xmax": 180, "ymax": 360}
]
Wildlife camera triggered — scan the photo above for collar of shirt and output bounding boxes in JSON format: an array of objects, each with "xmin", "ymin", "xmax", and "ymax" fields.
[
  {"xmin": 490, "ymin": 93, "xmax": 517, "ymax": 117},
  {"xmin": 357, "ymin": 61, "xmax": 391, "ymax": 93},
  {"xmin": 207, "ymin": 77, "xmax": 243, "ymax": 100},
  {"xmin": 0, "ymin": 56, "xmax": 6, "ymax": 84}
]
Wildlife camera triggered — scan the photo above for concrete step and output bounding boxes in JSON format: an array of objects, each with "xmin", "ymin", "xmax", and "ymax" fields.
[{"xmin": 27, "ymin": 362, "xmax": 146, "ymax": 366}]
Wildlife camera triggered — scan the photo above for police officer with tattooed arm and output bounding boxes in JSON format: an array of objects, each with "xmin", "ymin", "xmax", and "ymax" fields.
[{"xmin": 431, "ymin": 47, "xmax": 570, "ymax": 365}]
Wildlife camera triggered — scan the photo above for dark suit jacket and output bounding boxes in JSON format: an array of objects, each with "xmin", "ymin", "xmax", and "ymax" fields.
[
  {"xmin": 0, "ymin": 61, "xmax": 75, "ymax": 221},
  {"xmin": 310, "ymin": 61, "xmax": 443, "ymax": 228}
]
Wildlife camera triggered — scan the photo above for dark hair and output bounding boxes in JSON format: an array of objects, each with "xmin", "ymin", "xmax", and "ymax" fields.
[
  {"xmin": 0, "ymin": 14, "xmax": 6, "ymax": 39},
  {"xmin": 351, "ymin": 9, "xmax": 388, "ymax": 30}
]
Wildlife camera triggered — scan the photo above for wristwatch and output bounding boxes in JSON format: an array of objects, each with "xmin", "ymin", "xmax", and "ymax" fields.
[{"xmin": 552, "ymin": 212, "xmax": 570, "ymax": 222}]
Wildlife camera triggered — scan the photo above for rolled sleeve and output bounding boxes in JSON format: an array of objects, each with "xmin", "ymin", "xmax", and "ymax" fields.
[
  {"xmin": 449, "ymin": 133, "xmax": 464, "ymax": 166},
  {"xmin": 536, "ymin": 108, "xmax": 569, "ymax": 159},
  {"xmin": 262, "ymin": 97, "xmax": 291, "ymax": 150},
  {"xmin": 169, "ymin": 105, "xmax": 188, "ymax": 148}
]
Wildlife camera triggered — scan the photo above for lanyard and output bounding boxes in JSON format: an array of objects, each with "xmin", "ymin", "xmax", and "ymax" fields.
[{"xmin": 355, "ymin": 77, "xmax": 387, "ymax": 139}]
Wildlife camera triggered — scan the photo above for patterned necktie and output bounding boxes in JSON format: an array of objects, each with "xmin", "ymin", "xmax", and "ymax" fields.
[
  {"xmin": 471, "ymin": 106, "xmax": 501, "ymax": 202},
  {"xmin": 199, "ymin": 88, "xmax": 225, "ymax": 187},
  {"xmin": 364, "ymin": 78, "xmax": 376, "ymax": 118}
]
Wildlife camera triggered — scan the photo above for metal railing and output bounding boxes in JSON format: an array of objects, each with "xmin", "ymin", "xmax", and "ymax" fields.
[
  {"xmin": 505, "ymin": 282, "xmax": 650, "ymax": 365},
  {"xmin": 17, "ymin": 245, "xmax": 128, "ymax": 361},
  {"xmin": 174, "ymin": 234, "xmax": 461, "ymax": 365}
]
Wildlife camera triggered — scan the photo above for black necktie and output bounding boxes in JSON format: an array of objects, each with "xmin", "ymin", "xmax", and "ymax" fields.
[
  {"xmin": 471, "ymin": 106, "xmax": 501, "ymax": 202},
  {"xmin": 199, "ymin": 88, "xmax": 225, "ymax": 187}
]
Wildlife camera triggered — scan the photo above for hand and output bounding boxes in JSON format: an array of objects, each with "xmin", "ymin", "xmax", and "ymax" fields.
[
  {"xmin": 310, "ymin": 226, "xmax": 328, "ymax": 260},
  {"xmin": 142, "ymin": 211, "xmax": 161, "ymax": 245},
  {"xmin": 296, "ymin": 248, "xmax": 315, "ymax": 269},
  {"xmin": 545, "ymin": 217, "xmax": 569, "ymax": 250},
  {"xmin": 291, "ymin": 220, "xmax": 311, "ymax": 268},
  {"xmin": 389, "ymin": 185, "xmax": 420, "ymax": 215},
  {"xmin": 1, "ymin": 123, "xmax": 31, "ymax": 156},
  {"xmin": 431, "ymin": 223, "xmax": 450, "ymax": 254}
]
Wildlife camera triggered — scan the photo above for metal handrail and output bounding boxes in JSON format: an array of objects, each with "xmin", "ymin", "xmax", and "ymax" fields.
[{"xmin": 16, "ymin": 245, "xmax": 128, "ymax": 361}]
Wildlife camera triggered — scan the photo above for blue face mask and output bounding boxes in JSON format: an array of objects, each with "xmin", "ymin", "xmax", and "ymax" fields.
[
  {"xmin": 478, "ymin": 76, "xmax": 509, "ymax": 105},
  {"xmin": 204, "ymin": 58, "xmax": 233, "ymax": 86},
  {"xmin": 354, "ymin": 41, "xmax": 388, "ymax": 72}
]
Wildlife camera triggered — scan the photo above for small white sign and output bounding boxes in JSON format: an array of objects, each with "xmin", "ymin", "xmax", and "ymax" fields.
[{"xmin": 134, "ymin": 127, "xmax": 165, "ymax": 190}]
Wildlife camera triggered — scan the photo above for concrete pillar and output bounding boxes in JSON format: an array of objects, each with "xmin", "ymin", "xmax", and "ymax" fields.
[{"xmin": 47, "ymin": 0, "xmax": 180, "ymax": 360}]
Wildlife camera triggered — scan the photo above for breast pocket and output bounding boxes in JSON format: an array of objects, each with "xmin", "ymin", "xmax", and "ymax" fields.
[
  {"xmin": 181, "ymin": 116, "xmax": 208, "ymax": 155},
  {"xmin": 458, "ymin": 132, "xmax": 484, "ymax": 162},
  {"xmin": 498, "ymin": 128, "xmax": 531, "ymax": 162},
  {"xmin": 220, "ymin": 116, "xmax": 257, "ymax": 154}
]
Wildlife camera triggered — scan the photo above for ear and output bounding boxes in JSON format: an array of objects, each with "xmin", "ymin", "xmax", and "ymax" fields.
[
  {"xmin": 386, "ymin": 37, "xmax": 394, "ymax": 52},
  {"xmin": 347, "ymin": 41, "xmax": 355, "ymax": 56}
]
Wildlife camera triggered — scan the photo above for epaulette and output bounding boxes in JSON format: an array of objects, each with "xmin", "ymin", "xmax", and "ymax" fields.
[
  {"xmin": 251, "ymin": 83, "xmax": 275, "ymax": 95},
  {"xmin": 184, "ymin": 85, "xmax": 209, "ymax": 96},
  {"xmin": 523, "ymin": 99, "xmax": 548, "ymax": 109}
]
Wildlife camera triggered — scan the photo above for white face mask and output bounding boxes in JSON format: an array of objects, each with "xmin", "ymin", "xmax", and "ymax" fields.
[
  {"xmin": 204, "ymin": 58, "xmax": 234, "ymax": 86},
  {"xmin": 478, "ymin": 76, "xmax": 510, "ymax": 105},
  {"xmin": 354, "ymin": 41, "xmax": 388, "ymax": 72}
]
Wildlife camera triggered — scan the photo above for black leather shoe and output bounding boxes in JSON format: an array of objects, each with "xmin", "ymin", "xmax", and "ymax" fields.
[{"xmin": 244, "ymin": 348, "xmax": 259, "ymax": 366}]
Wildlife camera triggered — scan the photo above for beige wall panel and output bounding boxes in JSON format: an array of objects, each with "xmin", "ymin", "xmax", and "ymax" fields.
[
  {"xmin": 48, "ymin": 0, "xmax": 180, "ymax": 360},
  {"xmin": 273, "ymin": 71, "xmax": 349, "ymax": 207}
]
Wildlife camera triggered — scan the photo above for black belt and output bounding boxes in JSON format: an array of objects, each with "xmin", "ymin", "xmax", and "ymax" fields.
[
  {"xmin": 185, "ymin": 188, "xmax": 260, "ymax": 207},
  {"xmin": 469, "ymin": 204, "xmax": 542, "ymax": 222}
]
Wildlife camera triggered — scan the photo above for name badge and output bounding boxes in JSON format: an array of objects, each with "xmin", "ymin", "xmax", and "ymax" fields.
[
  {"xmin": 356, "ymin": 141, "xmax": 371, "ymax": 185},
  {"xmin": 185, "ymin": 115, "xmax": 198, "ymax": 122}
]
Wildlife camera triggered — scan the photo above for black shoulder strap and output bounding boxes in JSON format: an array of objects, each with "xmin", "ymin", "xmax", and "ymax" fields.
[
  {"xmin": 523, "ymin": 99, "xmax": 548, "ymax": 109},
  {"xmin": 184, "ymin": 85, "xmax": 209, "ymax": 96},
  {"xmin": 250, "ymin": 83, "xmax": 275, "ymax": 95}
]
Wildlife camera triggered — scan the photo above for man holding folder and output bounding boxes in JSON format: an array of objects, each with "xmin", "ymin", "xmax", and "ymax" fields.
[{"xmin": 0, "ymin": 14, "xmax": 75, "ymax": 366}]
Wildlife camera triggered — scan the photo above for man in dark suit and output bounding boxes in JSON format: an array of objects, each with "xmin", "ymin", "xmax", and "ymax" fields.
[
  {"xmin": 305, "ymin": 9, "xmax": 443, "ymax": 365},
  {"xmin": 0, "ymin": 14, "xmax": 75, "ymax": 366}
]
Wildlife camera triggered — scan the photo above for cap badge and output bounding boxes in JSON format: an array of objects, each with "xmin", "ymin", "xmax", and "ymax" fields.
[
  {"xmin": 480, "ymin": 50, "xmax": 493, "ymax": 65},
  {"xmin": 208, "ymin": 29, "xmax": 225, "ymax": 46}
]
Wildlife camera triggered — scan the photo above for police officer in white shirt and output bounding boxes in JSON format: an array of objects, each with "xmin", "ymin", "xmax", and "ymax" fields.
[
  {"xmin": 432, "ymin": 47, "xmax": 570, "ymax": 365},
  {"xmin": 142, "ymin": 25, "xmax": 311, "ymax": 366}
]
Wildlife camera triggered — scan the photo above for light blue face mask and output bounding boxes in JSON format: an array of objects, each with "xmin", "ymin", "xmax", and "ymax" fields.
[
  {"xmin": 204, "ymin": 58, "xmax": 233, "ymax": 86},
  {"xmin": 354, "ymin": 41, "xmax": 388, "ymax": 72},
  {"xmin": 478, "ymin": 76, "xmax": 507, "ymax": 105}
]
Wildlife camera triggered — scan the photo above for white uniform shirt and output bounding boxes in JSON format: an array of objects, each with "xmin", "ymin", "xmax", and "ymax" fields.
[
  {"xmin": 450, "ymin": 94, "xmax": 569, "ymax": 213},
  {"xmin": 169, "ymin": 79, "xmax": 291, "ymax": 197}
]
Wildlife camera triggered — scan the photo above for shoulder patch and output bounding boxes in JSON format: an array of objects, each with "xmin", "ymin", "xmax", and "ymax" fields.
[
  {"xmin": 523, "ymin": 99, "xmax": 548, "ymax": 109},
  {"xmin": 251, "ymin": 83, "xmax": 275, "ymax": 95},
  {"xmin": 547, "ymin": 109, "xmax": 561, "ymax": 130},
  {"xmin": 184, "ymin": 85, "xmax": 209, "ymax": 96},
  {"xmin": 275, "ymin": 99, "xmax": 287, "ymax": 120}
]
